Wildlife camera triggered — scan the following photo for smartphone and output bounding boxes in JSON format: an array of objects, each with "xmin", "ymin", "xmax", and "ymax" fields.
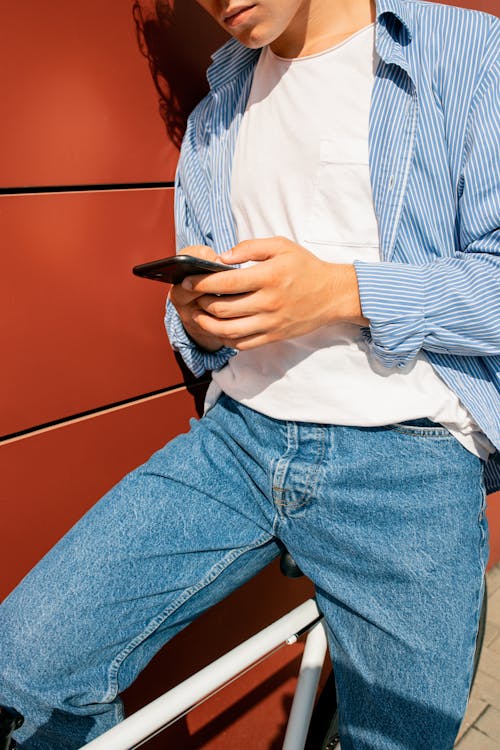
[{"xmin": 132, "ymin": 255, "xmax": 236, "ymax": 285}]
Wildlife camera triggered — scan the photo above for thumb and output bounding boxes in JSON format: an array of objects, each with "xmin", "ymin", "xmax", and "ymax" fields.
[
  {"xmin": 183, "ymin": 245, "xmax": 219, "ymax": 262},
  {"xmin": 220, "ymin": 237, "xmax": 287, "ymax": 265}
]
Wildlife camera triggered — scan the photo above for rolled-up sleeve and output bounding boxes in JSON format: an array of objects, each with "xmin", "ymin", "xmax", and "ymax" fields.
[
  {"xmin": 355, "ymin": 47, "xmax": 500, "ymax": 369},
  {"xmin": 355, "ymin": 252, "xmax": 500, "ymax": 368},
  {"xmin": 164, "ymin": 117, "xmax": 236, "ymax": 377}
]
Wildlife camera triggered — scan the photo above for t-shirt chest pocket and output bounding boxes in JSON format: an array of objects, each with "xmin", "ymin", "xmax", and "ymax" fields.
[{"xmin": 305, "ymin": 137, "xmax": 379, "ymax": 247}]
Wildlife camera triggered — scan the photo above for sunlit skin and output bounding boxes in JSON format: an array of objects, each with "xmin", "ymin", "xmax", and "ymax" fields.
[
  {"xmin": 194, "ymin": 0, "xmax": 375, "ymax": 57},
  {"xmin": 169, "ymin": 0, "xmax": 372, "ymax": 353}
]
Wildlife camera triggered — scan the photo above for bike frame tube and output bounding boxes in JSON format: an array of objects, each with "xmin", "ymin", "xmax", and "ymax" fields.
[
  {"xmin": 80, "ymin": 598, "xmax": 322, "ymax": 750},
  {"xmin": 282, "ymin": 622, "xmax": 328, "ymax": 750}
]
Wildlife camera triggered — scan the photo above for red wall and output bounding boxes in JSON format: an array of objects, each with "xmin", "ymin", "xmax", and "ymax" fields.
[{"xmin": 1, "ymin": 1, "xmax": 498, "ymax": 748}]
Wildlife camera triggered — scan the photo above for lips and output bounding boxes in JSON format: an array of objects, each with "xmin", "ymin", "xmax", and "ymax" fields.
[{"xmin": 223, "ymin": 4, "xmax": 256, "ymax": 25}]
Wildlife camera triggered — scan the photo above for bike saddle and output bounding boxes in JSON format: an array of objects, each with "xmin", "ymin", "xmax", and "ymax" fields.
[
  {"xmin": 0, "ymin": 705, "xmax": 24, "ymax": 750},
  {"xmin": 280, "ymin": 549, "xmax": 304, "ymax": 578}
]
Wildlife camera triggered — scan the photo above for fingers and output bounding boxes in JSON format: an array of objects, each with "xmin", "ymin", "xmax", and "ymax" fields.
[
  {"xmin": 192, "ymin": 309, "xmax": 269, "ymax": 343},
  {"xmin": 185, "ymin": 236, "xmax": 304, "ymax": 295},
  {"xmin": 196, "ymin": 291, "xmax": 267, "ymax": 319},
  {"xmin": 180, "ymin": 237, "xmax": 292, "ymax": 294},
  {"xmin": 220, "ymin": 236, "xmax": 290, "ymax": 265},
  {"xmin": 221, "ymin": 332, "xmax": 272, "ymax": 351},
  {"xmin": 169, "ymin": 281, "xmax": 205, "ymax": 306},
  {"xmin": 191, "ymin": 309, "xmax": 286, "ymax": 351},
  {"xmin": 181, "ymin": 245, "xmax": 220, "ymax": 262},
  {"xmin": 182, "ymin": 263, "xmax": 267, "ymax": 295},
  {"xmin": 169, "ymin": 246, "xmax": 222, "ymax": 302}
]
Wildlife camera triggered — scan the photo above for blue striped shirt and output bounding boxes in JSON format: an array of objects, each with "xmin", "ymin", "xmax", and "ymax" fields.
[{"xmin": 166, "ymin": 0, "xmax": 500, "ymax": 493}]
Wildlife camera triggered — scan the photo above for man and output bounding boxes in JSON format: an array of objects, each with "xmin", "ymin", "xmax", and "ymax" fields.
[{"xmin": 1, "ymin": 0, "xmax": 499, "ymax": 748}]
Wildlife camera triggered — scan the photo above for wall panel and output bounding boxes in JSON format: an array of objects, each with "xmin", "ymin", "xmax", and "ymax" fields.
[
  {"xmin": 487, "ymin": 493, "xmax": 500, "ymax": 567},
  {"xmin": 0, "ymin": 0, "xmax": 176, "ymax": 186},
  {"xmin": 1, "ymin": 188, "xmax": 193, "ymax": 437},
  {"xmin": 0, "ymin": 0, "xmax": 228, "ymax": 189},
  {"xmin": 439, "ymin": 0, "xmax": 498, "ymax": 11}
]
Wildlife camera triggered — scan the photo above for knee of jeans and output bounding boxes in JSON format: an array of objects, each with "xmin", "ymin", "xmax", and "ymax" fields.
[
  {"xmin": 1, "ymin": 600, "xmax": 82, "ymax": 703},
  {"xmin": 1, "ymin": 622, "xmax": 57, "ymax": 698}
]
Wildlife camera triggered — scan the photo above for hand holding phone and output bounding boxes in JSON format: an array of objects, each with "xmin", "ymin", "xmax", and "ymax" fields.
[{"xmin": 132, "ymin": 255, "xmax": 237, "ymax": 285}]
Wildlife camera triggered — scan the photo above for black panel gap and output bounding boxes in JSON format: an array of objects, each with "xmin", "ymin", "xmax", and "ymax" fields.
[
  {"xmin": 0, "ymin": 182, "xmax": 174, "ymax": 196},
  {"xmin": 0, "ymin": 380, "xmax": 210, "ymax": 443}
]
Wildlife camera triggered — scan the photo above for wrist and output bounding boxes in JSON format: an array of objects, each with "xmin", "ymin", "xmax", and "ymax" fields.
[
  {"xmin": 327, "ymin": 264, "xmax": 369, "ymax": 326},
  {"xmin": 182, "ymin": 318, "xmax": 224, "ymax": 352}
]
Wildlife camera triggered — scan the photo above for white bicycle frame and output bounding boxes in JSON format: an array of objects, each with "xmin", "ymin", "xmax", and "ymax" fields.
[{"xmin": 80, "ymin": 598, "xmax": 339, "ymax": 750}]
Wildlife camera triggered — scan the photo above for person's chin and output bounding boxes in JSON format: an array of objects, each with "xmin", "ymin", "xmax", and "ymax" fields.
[
  {"xmin": 238, "ymin": 35, "xmax": 267, "ymax": 48},
  {"xmin": 232, "ymin": 25, "xmax": 274, "ymax": 49}
]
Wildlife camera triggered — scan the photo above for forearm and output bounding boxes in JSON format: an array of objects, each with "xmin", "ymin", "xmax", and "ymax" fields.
[
  {"xmin": 354, "ymin": 252, "xmax": 500, "ymax": 368},
  {"xmin": 327, "ymin": 264, "xmax": 369, "ymax": 328}
]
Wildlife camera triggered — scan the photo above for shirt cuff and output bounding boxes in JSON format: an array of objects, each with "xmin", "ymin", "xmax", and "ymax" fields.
[{"xmin": 353, "ymin": 260, "xmax": 426, "ymax": 368}]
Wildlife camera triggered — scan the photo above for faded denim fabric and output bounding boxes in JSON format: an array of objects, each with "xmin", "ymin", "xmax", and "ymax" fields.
[{"xmin": 0, "ymin": 395, "xmax": 488, "ymax": 749}]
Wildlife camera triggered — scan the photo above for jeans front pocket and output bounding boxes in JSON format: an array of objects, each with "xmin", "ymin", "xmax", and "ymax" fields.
[
  {"xmin": 305, "ymin": 137, "xmax": 379, "ymax": 247},
  {"xmin": 386, "ymin": 418, "xmax": 455, "ymax": 438}
]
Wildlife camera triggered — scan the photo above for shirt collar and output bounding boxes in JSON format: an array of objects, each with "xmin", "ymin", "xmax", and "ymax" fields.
[
  {"xmin": 206, "ymin": 38, "xmax": 260, "ymax": 90},
  {"xmin": 375, "ymin": 0, "xmax": 413, "ymax": 75},
  {"xmin": 206, "ymin": 0, "xmax": 414, "ymax": 91}
]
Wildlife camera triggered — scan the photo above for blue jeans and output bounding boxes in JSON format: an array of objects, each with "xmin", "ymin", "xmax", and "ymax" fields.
[{"xmin": 0, "ymin": 395, "xmax": 488, "ymax": 749}]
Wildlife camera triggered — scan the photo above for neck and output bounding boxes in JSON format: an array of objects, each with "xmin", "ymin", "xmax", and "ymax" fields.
[{"xmin": 270, "ymin": 0, "xmax": 376, "ymax": 58}]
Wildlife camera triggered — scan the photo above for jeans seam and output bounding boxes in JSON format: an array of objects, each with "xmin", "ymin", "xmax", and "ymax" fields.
[
  {"xmin": 462, "ymin": 462, "xmax": 488, "ymax": 712},
  {"xmin": 477, "ymin": 462, "xmax": 488, "ymax": 578},
  {"xmin": 103, "ymin": 531, "xmax": 272, "ymax": 702},
  {"xmin": 272, "ymin": 425, "xmax": 327, "ymax": 514},
  {"xmin": 271, "ymin": 423, "xmax": 297, "ymax": 512},
  {"xmin": 384, "ymin": 425, "xmax": 454, "ymax": 438}
]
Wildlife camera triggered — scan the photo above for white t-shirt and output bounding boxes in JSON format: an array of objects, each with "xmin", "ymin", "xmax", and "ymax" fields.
[{"xmin": 210, "ymin": 24, "xmax": 493, "ymax": 459}]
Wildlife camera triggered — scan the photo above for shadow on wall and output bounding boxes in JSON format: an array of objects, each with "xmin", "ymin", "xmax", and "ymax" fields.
[
  {"xmin": 133, "ymin": 0, "xmax": 229, "ymax": 150},
  {"xmin": 133, "ymin": 0, "xmax": 228, "ymax": 417}
]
